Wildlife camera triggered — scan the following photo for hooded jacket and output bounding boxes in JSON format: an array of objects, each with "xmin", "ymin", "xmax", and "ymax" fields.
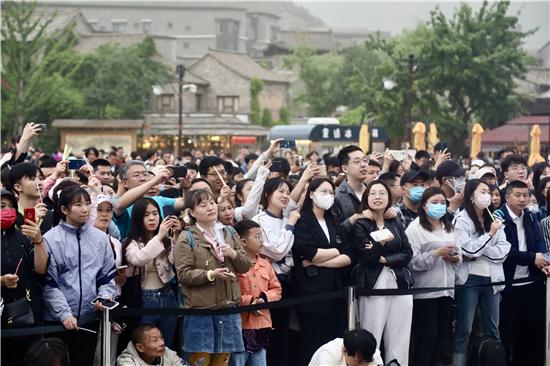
[
  {"xmin": 116, "ymin": 341, "xmax": 183, "ymax": 366},
  {"xmin": 42, "ymin": 221, "xmax": 116, "ymax": 322}
]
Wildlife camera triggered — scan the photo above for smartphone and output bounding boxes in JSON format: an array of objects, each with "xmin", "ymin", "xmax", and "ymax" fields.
[
  {"xmin": 170, "ymin": 166, "xmax": 188, "ymax": 178},
  {"xmin": 23, "ymin": 208, "xmax": 36, "ymax": 223},
  {"xmin": 90, "ymin": 297, "xmax": 119, "ymax": 310},
  {"xmin": 269, "ymin": 160, "xmax": 286, "ymax": 172},
  {"xmin": 370, "ymin": 228, "xmax": 394, "ymax": 242},
  {"xmin": 68, "ymin": 159, "xmax": 86, "ymax": 170},
  {"xmin": 388, "ymin": 150, "xmax": 408, "ymax": 161},
  {"xmin": 279, "ymin": 140, "xmax": 296, "ymax": 149},
  {"xmin": 36, "ymin": 123, "xmax": 47, "ymax": 134}
]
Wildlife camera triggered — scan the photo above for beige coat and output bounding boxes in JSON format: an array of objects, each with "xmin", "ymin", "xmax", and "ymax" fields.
[{"xmin": 174, "ymin": 224, "xmax": 251, "ymax": 309}]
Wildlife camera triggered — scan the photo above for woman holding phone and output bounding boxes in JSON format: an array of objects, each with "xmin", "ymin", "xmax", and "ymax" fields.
[
  {"xmin": 175, "ymin": 189, "xmax": 251, "ymax": 366},
  {"xmin": 353, "ymin": 180, "xmax": 413, "ymax": 366},
  {"xmin": 405, "ymin": 187, "xmax": 460, "ymax": 366},
  {"xmin": 452, "ymin": 179, "xmax": 510, "ymax": 366},
  {"xmin": 124, "ymin": 197, "xmax": 181, "ymax": 348}
]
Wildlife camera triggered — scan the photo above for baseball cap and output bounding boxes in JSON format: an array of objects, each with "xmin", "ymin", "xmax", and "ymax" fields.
[
  {"xmin": 474, "ymin": 166, "xmax": 497, "ymax": 180},
  {"xmin": 96, "ymin": 194, "xmax": 119, "ymax": 208},
  {"xmin": 400, "ymin": 170, "xmax": 430, "ymax": 185},
  {"xmin": 436, "ymin": 160, "xmax": 466, "ymax": 180}
]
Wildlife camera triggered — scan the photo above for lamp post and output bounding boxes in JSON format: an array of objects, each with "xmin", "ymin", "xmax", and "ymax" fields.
[
  {"xmin": 406, "ymin": 54, "xmax": 415, "ymax": 148},
  {"xmin": 176, "ymin": 64, "xmax": 186, "ymax": 158}
]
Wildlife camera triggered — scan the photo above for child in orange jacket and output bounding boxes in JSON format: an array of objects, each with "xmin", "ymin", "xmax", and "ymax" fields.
[{"xmin": 230, "ymin": 220, "xmax": 282, "ymax": 366}]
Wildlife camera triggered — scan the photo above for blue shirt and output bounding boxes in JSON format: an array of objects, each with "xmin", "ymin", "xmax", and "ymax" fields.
[{"xmin": 113, "ymin": 196, "xmax": 176, "ymax": 239}]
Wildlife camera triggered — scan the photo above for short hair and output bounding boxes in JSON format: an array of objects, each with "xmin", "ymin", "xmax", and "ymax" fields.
[
  {"xmin": 119, "ymin": 160, "xmax": 146, "ymax": 180},
  {"xmin": 337, "ymin": 145, "xmax": 363, "ymax": 166},
  {"xmin": 186, "ymin": 189, "xmax": 216, "ymax": 224},
  {"xmin": 324, "ymin": 156, "xmax": 339, "ymax": 167},
  {"xmin": 84, "ymin": 147, "xmax": 99, "ymax": 158},
  {"xmin": 271, "ymin": 157, "xmax": 291, "ymax": 176},
  {"xmin": 379, "ymin": 172, "xmax": 400, "ymax": 184},
  {"xmin": 184, "ymin": 162, "xmax": 199, "ymax": 172},
  {"xmin": 23, "ymin": 338, "xmax": 70, "ymax": 366},
  {"xmin": 39, "ymin": 158, "xmax": 58, "ymax": 168},
  {"xmin": 244, "ymin": 154, "xmax": 259, "ymax": 164},
  {"xmin": 343, "ymin": 329, "xmax": 377, "ymax": 362},
  {"xmin": 500, "ymin": 154, "xmax": 527, "ymax": 173},
  {"xmin": 199, "ymin": 156, "xmax": 225, "ymax": 177},
  {"xmin": 368, "ymin": 160, "xmax": 381, "ymax": 169},
  {"xmin": 235, "ymin": 219, "xmax": 261, "ymax": 238},
  {"xmin": 57, "ymin": 186, "xmax": 91, "ymax": 221},
  {"xmin": 190, "ymin": 177, "xmax": 211, "ymax": 188},
  {"xmin": 131, "ymin": 323, "xmax": 158, "ymax": 345},
  {"xmin": 497, "ymin": 147, "xmax": 515, "ymax": 159},
  {"xmin": 260, "ymin": 178, "xmax": 292, "ymax": 209},
  {"xmin": 505, "ymin": 180, "xmax": 529, "ymax": 195},
  {"xmin": 91, "ymin": 158, "xmax": 111, "ymax": 169},
  {"xmin": 7, "ymin": 162, "xmax": 39, "ymax": 192},
  {"xmin": 415, "ymin": 150, "xmax": 430, "ymax": 160}
]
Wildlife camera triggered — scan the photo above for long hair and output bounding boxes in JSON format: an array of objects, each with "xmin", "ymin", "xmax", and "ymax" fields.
[
  {"xmin": 235, "ymin": 178, "xmax": 253, "ymax": 207},
  {"xmin": 463, "ymin": 179, "xmax": 493, "ymax": 236},
  {"xmin": 418, "ymin": 187, "xmax": 452, "ymax": 233},
  {"xmin": 301, "ymin": 177, "xmax": 335, "ymax": 214},
  {"xmin": 125, "ymin": 197, "xmax": 161, "ymax": 244},
  {"xmin": 357, "ymin": 180, "xmax": 393, "ymax": 214}
]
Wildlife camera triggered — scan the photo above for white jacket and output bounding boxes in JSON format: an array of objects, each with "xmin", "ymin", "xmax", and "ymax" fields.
[
  {"xmin": 453, "ymin": 210, "xmax": 511, "ymax": 293},
  {"xmin": 116, "ymin": 341, "xmax": 183, "ymax": 366}
]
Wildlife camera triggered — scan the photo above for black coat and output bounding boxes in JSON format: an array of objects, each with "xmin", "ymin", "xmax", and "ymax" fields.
[
  {"xmin": 292, "ymin": 209, "xmax": 352, "ymax": 313},
  {"xmin": 353, "ymin": 217, "xmax": 413, "ymax": 290}
]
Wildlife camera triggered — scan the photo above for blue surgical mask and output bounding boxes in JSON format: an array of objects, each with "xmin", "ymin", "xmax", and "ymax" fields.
[
  {"xmin": 408, "ymin": 186, "xmax": 426, "ymax": 203},
  {"xmin": 426, "ymin": 203, "xmax": 447, "ymax": 219}
]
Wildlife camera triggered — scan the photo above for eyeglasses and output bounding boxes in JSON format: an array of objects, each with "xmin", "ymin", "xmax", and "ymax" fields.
[
  {"xmin": 207, "ymin": 170, "xmax": 227, "ymax": 177},
  {"xmin": 316, "ymin": 189, "xmax": 335, "ymax": 195}
]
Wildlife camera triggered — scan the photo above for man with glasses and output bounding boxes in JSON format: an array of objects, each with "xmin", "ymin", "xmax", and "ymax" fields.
[
  {"xmin": 199, "ymin": 156, "xmax": 227, "ymax": 196},
  {"xmin": 499, "ymin": 155, "xmax": 529, "ymax": 190},
  {"xmin": 397, "ymin": 170, "xmax": 430, "ymax": 229}
]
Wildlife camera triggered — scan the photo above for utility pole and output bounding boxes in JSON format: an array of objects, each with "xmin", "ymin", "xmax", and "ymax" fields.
[
  {"xmin": 406, "ymin": 54, "xmax": 415, "ymax": 148},
  {"xmin": 176, "ymin": 64, "xmax": 186, "ymax": 158}
]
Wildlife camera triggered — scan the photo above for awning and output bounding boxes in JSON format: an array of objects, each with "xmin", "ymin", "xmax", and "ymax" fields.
[{"xmin": 270, "ymin": 124, "xmax": 388, "ymax": 142}]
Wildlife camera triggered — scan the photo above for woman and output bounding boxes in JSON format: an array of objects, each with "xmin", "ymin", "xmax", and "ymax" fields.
[
  {"xmin": 218, "ymin": 200, "xmax": 235, "ymax": 226},
  {"xmin": 42, "ymin": 186, "xmax": 116, "ymax": 365},
  {"xmin": 452, "ymin": 179, "xmax": 511, "ymax": 366},
  {"xmin": 124, "ymin": 197, "xmax": 181, "ymax": 348},
  {"xmin": 490, "ymin": 184, "xmax": 502, "ymax": 210},
  {"xmin": 252, "ymin": 178, "xmax": 300, "ymax": 366},
  {"xmin": 536, "ymin": 176, "xmax": 550, "ymax": 219},
  {"xmin": 1, "ymin": 189, "xmax": 49, "ymax": 366},
  {"xmin": 539, "ymin": 185, "xmax": 550, "ymax": 251},
  {"xmin": 292, "ymin": 178, "xmax": 352, "ymax": 366},
  {"xmin": 406, "ymin": 187, "xmax": 460, "ymax": 366},
  {"xmin": 175, "ymin": 189, "xmax": 251, "ymax": 366},
  {"xmin": 353, "ymin": 180, "xmax": 413, "ymax": 366}
]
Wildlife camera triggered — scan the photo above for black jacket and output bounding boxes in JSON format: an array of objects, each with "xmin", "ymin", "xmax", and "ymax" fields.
[
  {"xmin": 353, "ymin": 217, "xmax": 413, "ymax": 290},
  {"xmin": 292, "ymin": 209, "xmax": 352, "ymax": 313}
]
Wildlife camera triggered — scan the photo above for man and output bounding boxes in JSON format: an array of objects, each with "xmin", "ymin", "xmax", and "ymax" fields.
[
  {"xmin": 91, "ymin": 158, "xmax": 114, "ymax": 185},
  {"xmin": 436, "ymin": 160, "xmax": 466, "ymax": 216},
  {"xmin": 243, "ymin": 153, "xmax": 259, "ymax": 174},
  {"xmin": 199, "ymin": 156, "xmax": 227, "ymax": 196},
  {"xmin": 378, "ymin": 172, "xmax": 402, "ymax": 205},
  {"xmin": 414, "ymin": 150, "xmax": 431, "ymax": 169},
  {"xmin": 309, "ymin": 329, "xmax": 383, "ymax": 366},
  {"xmin": 179, "ymin": 162, "xmax": 199, "ymax": 195},
  {"xmin": 474, "ymin": 166, "xmax": 498, "ymax": 186},
  {"xmin": 498, "ymin": 180, "xmax": 550, "ymax": 366},
  {"xmin": 113, "ymin": 161, "xmax": 184, "ymax": 238},
  {"xmin": 38, "ymin": 157, "xmax": 58, "ymax": 178},
  {"xmin": 117, "ymin": 324, "xmax": 182, "ymax": 366},
  {"xmin": 7, "ymin": 162, "xmax": 53, "ymax": 233},
  {"xmin": 499, "ymin": 154, "xmax": 528, "ymax": 190},
  {"xmin": 397, "ymin": 170, "xmax": 430, "ymax": 229},
  {"xmin": 364, "ymin": 160, "xmax": 381, "ymax": 185},
  {"xmin": 269, "ymin": 157, "xmax": 291, "ymax": 180}
]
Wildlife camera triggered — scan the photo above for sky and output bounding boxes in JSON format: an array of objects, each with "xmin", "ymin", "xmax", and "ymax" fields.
[{"xmin": 297, "ymin": 1, "xmax": 549, "ymax": 51}]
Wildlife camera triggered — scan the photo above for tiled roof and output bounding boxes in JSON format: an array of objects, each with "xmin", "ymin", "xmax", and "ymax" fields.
[
  {"xmin": 143, "ymin": 114, "xmax": 269, "ymax": 136},
  {"xmin": 52, "ymin": 119, "xmax": 144, "ymax": 129},
  {"xmin": 481, "ymin": 115, "xmax": 550, "ymax": 144}
]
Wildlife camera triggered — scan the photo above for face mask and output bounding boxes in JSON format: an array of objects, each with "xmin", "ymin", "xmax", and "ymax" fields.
[
  {"xmin": 426, "ymin": 203, "xmax": 447, "ymax": 220},
  {"xmin": 450, "ymin": 177, "xmax": 466, "ymax": 193},
  {"xmin": 473, "ymin": 193, "xmax": 492, "ymax": 209},
  {"xmin": 408, "ymin": 186, "xmax": 426, "ymax": 203},
  {"xmin": 0, "ymin": 208, "xmax": 17, "ymax": 230},
  {"xmin": 313, "ymin": 192, "xmax": 335, "ymax": 210},
  {"xmin": 528, "ymin": 203, "xmax": 539, "ymax": 213}
]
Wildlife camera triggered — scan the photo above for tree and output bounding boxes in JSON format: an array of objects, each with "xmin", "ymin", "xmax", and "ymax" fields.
[
  {"xmin": 278, "ymin": 106, "xmax": 291, "ymax": 125},
  {"xmin": 261, "ymin": 108, "xmax": 273, "ymax": 127},
  {"xmin": 250, "ymin": 78, "xmax": 263, "ymax": 125}
]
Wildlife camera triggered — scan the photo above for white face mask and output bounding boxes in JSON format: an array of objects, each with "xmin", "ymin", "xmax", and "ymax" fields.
[
  {"xmin": 528, "ymin": 203, "xmax": 539, "ymax": 213},
  {"xmin": 473, "ymin": 192, "xmax": 492, "ymax": 209},
  {"xmin": 313, "ymin": 192, "xmax": 335, "ymax": 210}
]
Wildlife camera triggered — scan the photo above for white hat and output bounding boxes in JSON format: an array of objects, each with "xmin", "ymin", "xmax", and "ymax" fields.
[
  {"xmin": 474, "ymin": 166, "xmax": 497, "ymax": 180},
  {"xmin": 96, "ymin": 194, "xmax": 119, "ymax": 208},
  {"xmin": 471, "ymin": 159, "xmax": 485, "ymax": 168}
]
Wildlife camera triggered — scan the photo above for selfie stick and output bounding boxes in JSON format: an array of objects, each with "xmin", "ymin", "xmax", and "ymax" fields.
[
  {"xmin": 35, "ymin": 177, "xmax": 43, "ymax": 204},
  {"xmin": 213, "ymin": 166, "xmax": 227, "ymax": 186},
  {"xmin": 486, "ymin": 207, "xmax": 495, "ymax": 222}
]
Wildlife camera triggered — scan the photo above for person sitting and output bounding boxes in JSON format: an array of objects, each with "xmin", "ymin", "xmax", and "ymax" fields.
[
  {"xmin": 309, "ymin": 328, "xmax": 383, "ymax": 366},
  {"xmin": 23, "ymin": 338, "xmax": 70, "ymax": 366},
  {"xmin": 117, "ymin": 324, "xmax": 183, "ymax": 366}
]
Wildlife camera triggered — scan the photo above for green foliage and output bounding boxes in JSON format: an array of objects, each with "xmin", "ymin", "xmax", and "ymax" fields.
[
  {"xmin": 250, "ymin": 78, "xmax": 264, "ymax": 125},
  {"xmin": 339, "ymin": 106, "xmax": 367, "ymax": 126},
  {"xmin": 278, "ymin": 106, "xmax": 291, "ymax": 125},
  {"xmin": 261, "ymin": 108, "xmax": 273, "ymax": 127}
]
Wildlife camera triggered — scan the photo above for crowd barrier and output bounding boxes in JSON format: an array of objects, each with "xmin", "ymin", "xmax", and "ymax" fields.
[{"xmin": 2, "ymin": 275, "xmax": 549, "ymax": 366}]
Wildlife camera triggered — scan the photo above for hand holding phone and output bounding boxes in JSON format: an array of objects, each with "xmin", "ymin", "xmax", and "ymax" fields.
[
  {"xmin": 279, "ymin": 140, "xmax": 296, "ymax": 149},
  {"xmin": 91, "ymin": 297, "xmax": 119, "ymax": 310},
  {"xmin": 68, "ymin": 159, "xmax": 86, "ymax": 170},
  {"xmin": 370, "ymin": 228, "xmax": 394, "ymax": 244},
  {"xmin": 24, "ymin": 208, "xmax": 36, "ymax": 223}
]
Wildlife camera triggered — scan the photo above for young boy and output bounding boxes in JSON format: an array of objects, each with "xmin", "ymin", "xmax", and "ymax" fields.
[{"xmin": 230, "ymin": 220, "xmax": 282, "ymax": 366}]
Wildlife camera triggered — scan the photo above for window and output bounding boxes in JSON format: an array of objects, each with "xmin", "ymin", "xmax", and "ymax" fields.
[
  {"xmin": 217, "ymin": 96, "xmax": 239, "ymax": 113},
  {"xmin": 216, "ymin": 19, "xmax": 240, "ymax": 51},
  {"xmin": 112, "ymin": 21, "xmax": 127, "ymax": 33},
  {"xmin": 134, "ymin": 22, "xmax": 140, "ymax": 29},
  {"xmin": 88, "ymin": 19, "xmax": 98, "ymax": 30},
  {"xmin": 167, "ymin": 22, "xmax": 173, "ymax": 29},
  {"xmin": 183, "ymin": 42, "xmax": 189, "ymax": 49},
  {"xmin": 196, "ymin": 94, "xmax": 202, "ymax": 111},
  {"xmin": 185, "ymin": 25, "xmax": 192, "ymax": 32},
  {"xmin": 161, "ymin": 95, "xmax": 173, "ymax": 107},
  {"xmin": 142, "ymin": 20, "xmax": 152, "ymax": 33}
]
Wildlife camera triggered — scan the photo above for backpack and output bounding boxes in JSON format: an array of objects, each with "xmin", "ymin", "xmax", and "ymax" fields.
[
  {"xmin": 184, "ymin": 225, "xmax": 236, "ymax": 250},
  {"xmin": 469, "ymin": 337, "xmax": 506, "ymax": 366}
]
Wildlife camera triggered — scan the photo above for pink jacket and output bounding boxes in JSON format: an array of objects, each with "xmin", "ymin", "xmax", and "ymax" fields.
[
  {"xmin": 238, "ymin": 256, "xmax": 282, "ymax": 330},
  {"xmin": 125, "ymin": 236, "xmax": 175, "ymax": 285}
]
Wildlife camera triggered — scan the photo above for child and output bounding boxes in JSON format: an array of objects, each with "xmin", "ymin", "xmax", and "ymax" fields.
[{"xmin": 230, "ymin": 220, "xmax": 282, "ymax": 366}]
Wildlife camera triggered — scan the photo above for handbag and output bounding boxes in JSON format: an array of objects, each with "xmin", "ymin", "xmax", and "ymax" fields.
[
  {"xmin": 119, "ymin": 267, "xmax": 142, "ymax": 308},
  {"xmin": 3, "ymin": 296, "xmax": 34, "ymax": 328},
  {"xmin": 392, "ymin": 266, "xmax": 414, "ymax": 290}
]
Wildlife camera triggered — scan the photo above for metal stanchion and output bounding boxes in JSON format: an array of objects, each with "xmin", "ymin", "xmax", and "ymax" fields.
[
  {"xmin": 102, "ymin": 309, "xmax": 111, "ymax": 366},
  {"xmin": 346, "ymin": 286, "xmax": 356, "ymax": 331},
  {"xmin": 546, "ymin": 278, "xmax": 550, "ymax": 366}
]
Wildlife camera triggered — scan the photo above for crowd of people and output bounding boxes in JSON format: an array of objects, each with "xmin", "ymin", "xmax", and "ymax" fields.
[{"xmin": 1, "ymin": 121, "xmax": 550, "ymax": 366}]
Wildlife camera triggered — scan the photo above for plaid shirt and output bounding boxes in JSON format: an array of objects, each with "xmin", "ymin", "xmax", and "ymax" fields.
[{"xmin": 397, "ymin": 202, "xmax": 418, "ymax": 230}]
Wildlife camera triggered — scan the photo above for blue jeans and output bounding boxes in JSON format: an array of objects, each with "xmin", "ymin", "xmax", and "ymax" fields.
[
  {"xmin": 229, "ymin": 349, "xmax": 267, "ymax": 366},
  {"xmin": 453, "ymin": 275, "xmax": 500, "ymax": 363},
  {"xmin": 142, "ymin": 287, "xmax": 178, "ymax": 348}
]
